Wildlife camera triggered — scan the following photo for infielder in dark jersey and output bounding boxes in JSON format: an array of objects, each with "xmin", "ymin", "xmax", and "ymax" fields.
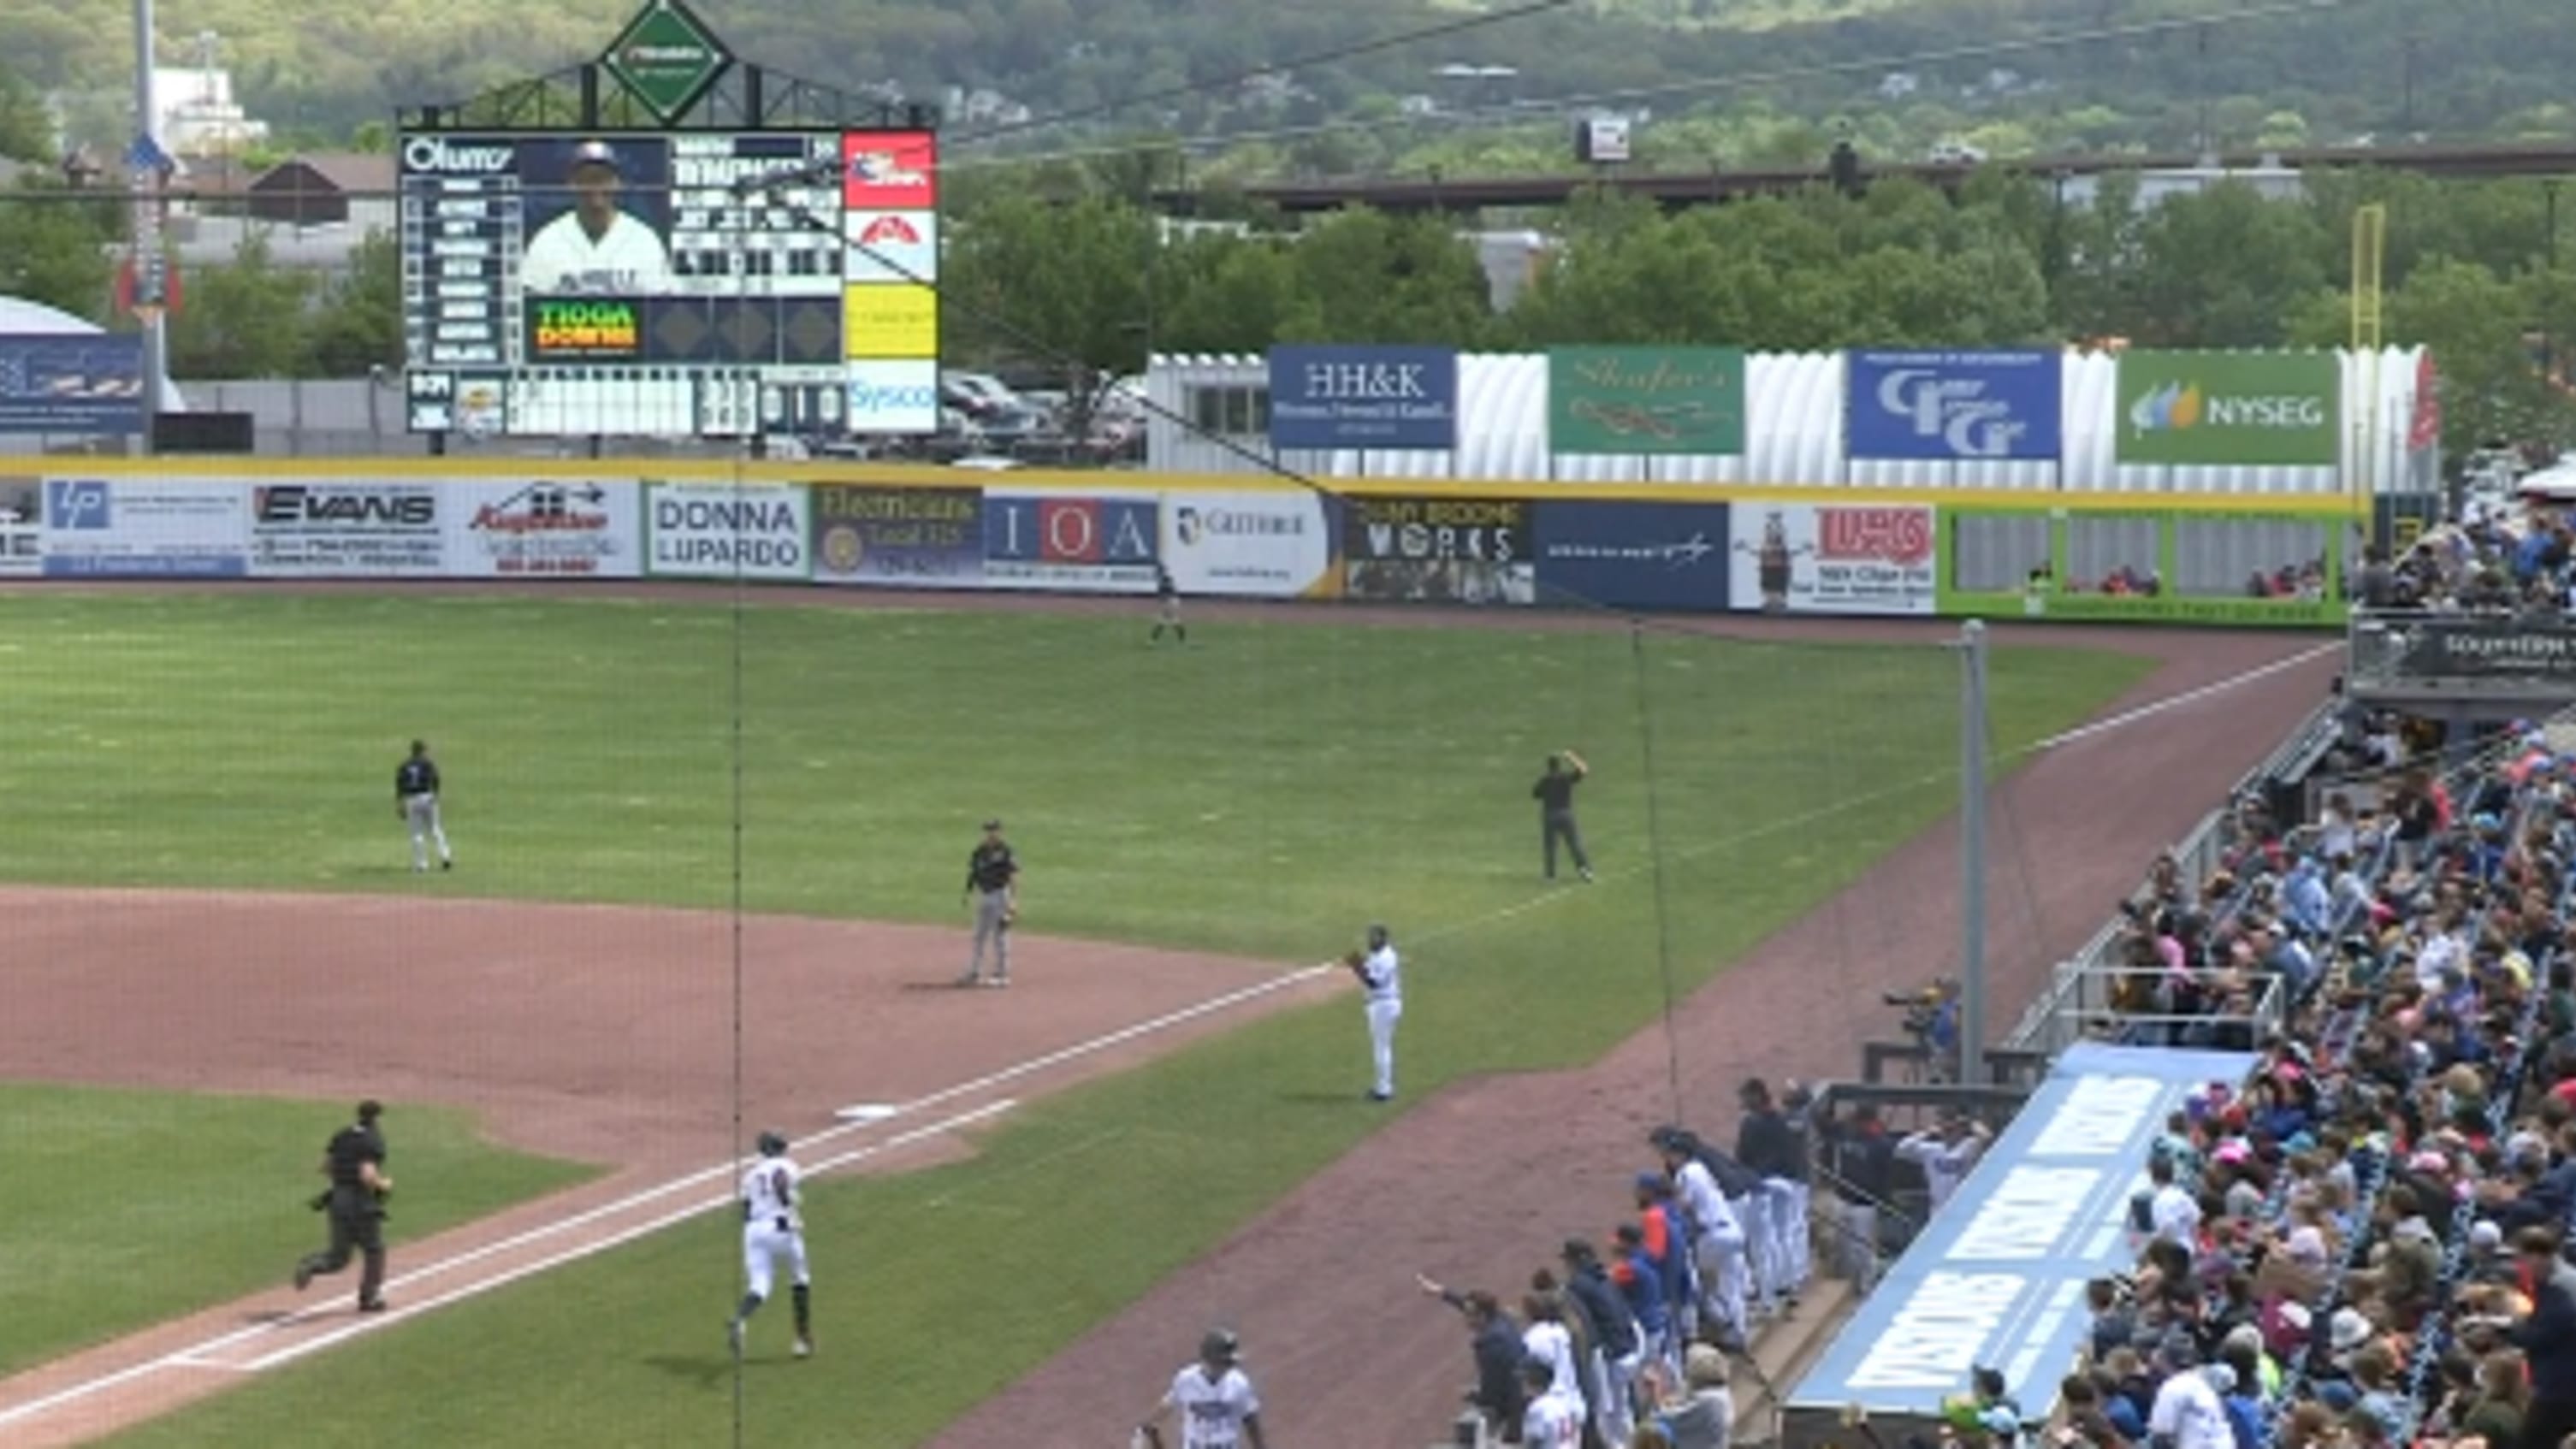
[
  {"xmin": 958, "ymin": 819, "xmax": 1018, "ymax": 988},
  {"xmin": 396, "ymin": 740, "xmax": 453, "ymax": 872}
]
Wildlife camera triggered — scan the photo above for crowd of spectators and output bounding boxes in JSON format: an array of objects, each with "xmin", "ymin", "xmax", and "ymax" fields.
[
  {"xmin": 1999, "ymin": 719, "xmax": 2576, "ymax": 1449},
  {"xmin": 2352, "ymin": 505, "xmax": 2576, "ymax": 616}
]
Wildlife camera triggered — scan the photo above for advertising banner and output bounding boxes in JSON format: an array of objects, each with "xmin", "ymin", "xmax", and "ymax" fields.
[
  {"xmin": 844, "ymin": 358, "xmax": 939, "ymax": 435},
  {"xmin": 1533, "ymin": 500, "xmax": 1732, "ymax": 612},
  {"xmin": 1729, "ymin": 502, "xmax": 1934, "ymax": 616},
  {"xmin": 441, "ymin": 479, "xmax": 642, "ymax": 579},
  {"xmin": 0, "ymin": 476, "xmax": 40, "ymax": 576},
  {"xmin": 1161, "ymin": 491, "xmax": 1339, "ymax": 598},
  {"xmin": 644, "ymin": 481, "xmax": 811, "ymax": 582},
  {"xmin": 982, "ymin": 491, "xmax": 1159, "ymax": 591},
  {"xmin": 811, "ymin": 484, "xmax": 984, "ymax": 587},
  {"xmin": 1548, "ymin": 346, "xmax": 1745, "ymax": 456},
  {"xmin": 40, "ymin": 477, "xmax": 246, "ymax": 577},
  {"xmin": 0, "ymin": 334, "xmax": 145, "ymax": 435},
  {"xmin": 1342, "ymin": 494, "xmax": 1535, "ymax": 606},
  {"xmin": 2116, "ymin": 352, "xmax": 2339, "ymax": 466},
  {"xmin": 1266, "ymin": 346, "xmax": 1457, "ymax": 450},
  {"xmin": 246, "ymin": 482, "xmax": 445, "ymax": 578},
  {"xmin": 1845, "ymin": 350, "xmax": 2062, "ymax": 461},
  {"xmin": 842, "ymin": 285, "xmax": 939, "ymax": 359},
  {"xmin": 2348, "ymin": 617, "xmax": 2576, "ymax": 689}
]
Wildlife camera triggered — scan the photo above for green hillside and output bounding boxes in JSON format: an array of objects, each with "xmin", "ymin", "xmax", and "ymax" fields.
[{"xmin": 6, "ymin": 0, "xmax": 2573, "ymax": 163}]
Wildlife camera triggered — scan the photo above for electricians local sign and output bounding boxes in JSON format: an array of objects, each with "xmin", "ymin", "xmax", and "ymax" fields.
[{"xmin": 644, "ymin": 481, "xmax": 811, "ymax": 581}]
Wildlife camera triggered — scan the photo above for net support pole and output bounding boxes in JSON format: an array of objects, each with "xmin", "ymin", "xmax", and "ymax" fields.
[
  {"xmin": 131, "ymin": 0, "xmax": 163, "ymax": 449},
  {"xmin": 1958, "ymin": 618, "xmax": 1990, "ymax": 1089}
]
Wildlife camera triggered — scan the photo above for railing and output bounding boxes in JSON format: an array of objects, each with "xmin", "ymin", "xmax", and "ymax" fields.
[
  {"xmin": 2040, "ymin": 968, "xmax": 2290, "ymax": 1051},
  {"xmin": 2348, "ymin": 610, "xmax": 2576, "ymax": 695}
]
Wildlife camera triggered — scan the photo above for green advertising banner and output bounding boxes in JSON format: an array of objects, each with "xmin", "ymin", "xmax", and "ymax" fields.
[
  {"xmin": 1933, "ymin": 506, "xmax": 2348, "ymax": 629},
  {"xmin": 1549, "ymin": 346, "xmax": 1746, "ymax": 456},
  {"xmin": 2114, "ymin": 352, "xmax": 2340, "ymax": 467}
]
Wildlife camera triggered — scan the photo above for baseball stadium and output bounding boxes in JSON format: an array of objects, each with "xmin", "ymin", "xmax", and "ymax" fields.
[
  {"xmin": 0, "ymin": 429, "xmax": 2401, "ymax": 1448},
  {"xmin": 2, "ymin": 18, "xmax": 2539, "ymax": 1442}
]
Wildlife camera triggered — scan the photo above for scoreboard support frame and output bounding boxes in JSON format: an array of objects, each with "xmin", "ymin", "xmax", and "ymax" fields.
[{"xmin": 394, "ymin": 0, "xmax": 940, "ymax": 452}]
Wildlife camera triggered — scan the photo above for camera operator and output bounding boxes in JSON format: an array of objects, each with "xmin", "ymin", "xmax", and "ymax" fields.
[{"xmin": 1885, "ymin": 979, "xmax": 1963, "ymax": 1082}]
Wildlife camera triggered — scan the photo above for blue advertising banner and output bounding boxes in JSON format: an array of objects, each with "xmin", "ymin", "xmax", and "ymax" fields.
[
  {"xmin": 1786, "ymin": 1043, "xmax": 2256, "ymax": 1440},
  {"xmin": 810, "ymin": 483, "xmax": 983, "ymax": 588},
  {"xmin": 982, "ymin": 491, "xmax": 1159, "ymax": 592},
  {"xmin": 1533, "ymin": 500, "xmax": 1732, "ymax": 612},
  {"xmin": 40, "ymin": 477, "xmax": 248, "ymax": 577},
  {"xmin": 0, "ymin": 334, "xmax": 146, "ymax": 435},
  {"xmin": 1845, "ymin": 349, "xmax": 2062, "ymax": 462},
  {"xmin": 1266, "ymin": 346, "xmax": 1457, "ymax": 450}
]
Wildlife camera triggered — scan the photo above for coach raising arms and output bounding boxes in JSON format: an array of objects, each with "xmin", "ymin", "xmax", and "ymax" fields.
[{"xmin": 1532, "ymin": 749, "xmax": 1593, "ymax": 884}]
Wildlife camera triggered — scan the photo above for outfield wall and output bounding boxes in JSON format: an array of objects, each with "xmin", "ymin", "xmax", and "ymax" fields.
[{"xmin": 0, "ymin": 459, "xmax": 2363, "ymax": 626}]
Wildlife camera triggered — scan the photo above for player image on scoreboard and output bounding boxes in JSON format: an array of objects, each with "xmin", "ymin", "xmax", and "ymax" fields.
[{"xmin": 520, "ymin": 137, "xmax": 676, "ymax": 296}]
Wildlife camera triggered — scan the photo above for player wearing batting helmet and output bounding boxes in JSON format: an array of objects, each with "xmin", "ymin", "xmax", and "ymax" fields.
[{"xmin": 1136, "ymin": 1328, "xmax": 1267, "ymax": 1449}]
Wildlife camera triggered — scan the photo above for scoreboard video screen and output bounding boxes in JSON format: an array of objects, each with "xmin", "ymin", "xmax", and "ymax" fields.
[{"xmin": 397, "ymin": 127, "xmax": 940, "ymax": 438}]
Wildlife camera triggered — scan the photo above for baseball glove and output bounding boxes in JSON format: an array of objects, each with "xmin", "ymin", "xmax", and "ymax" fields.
[{"xmin": 1344, "ymin": 949, "xmax": 1368, "ymax": 981}]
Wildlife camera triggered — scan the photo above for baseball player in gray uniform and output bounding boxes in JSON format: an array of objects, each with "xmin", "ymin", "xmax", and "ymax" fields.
[
  {"xmin": 958, "ymin": 819, "xmax": 1019, "ymax": 988},
  {"xmin": 395, "ymin": 740, "xmax": 453, "ymax": 873}
]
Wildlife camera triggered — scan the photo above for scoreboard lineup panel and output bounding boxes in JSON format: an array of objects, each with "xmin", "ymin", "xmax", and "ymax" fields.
[{"xmin": 397, "ymin": 127, "xmax": 940, "ymax": 437}]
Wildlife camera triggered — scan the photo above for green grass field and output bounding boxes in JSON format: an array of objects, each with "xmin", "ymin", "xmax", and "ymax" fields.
[
  {"xmin": 0, "ymin": 590, "xmax": 2152, "ymax": 1446},
  {"xmin": 0, "ymin": 1083, "xmax": 593, "ymax": 1378}
]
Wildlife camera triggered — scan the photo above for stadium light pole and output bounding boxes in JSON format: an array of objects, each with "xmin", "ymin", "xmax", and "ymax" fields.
[
  {"xmin": 132, "ymin": 0, "xmax": 164, "ymax": 451},
  {"xmin": 1958, "ymin": 618, "xmax": 1990, "ymax": 1089}
]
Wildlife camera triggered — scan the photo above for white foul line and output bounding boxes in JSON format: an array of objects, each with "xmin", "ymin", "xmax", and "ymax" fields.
[
  {"xmin": 0, "ymin": 637, "xmax": 2333, "ymax": 1428},
  {"xmin": 228, "ymin": 1100, "xmax": 1018, "ymax": 1375},
  {"xmin": 0, "ymin": 1099, "xmax": 1012, "ymax": 1430}
]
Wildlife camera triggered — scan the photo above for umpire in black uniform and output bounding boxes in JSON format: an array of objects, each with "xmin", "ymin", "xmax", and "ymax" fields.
[{"xmin": 293, "ymin": 1099, "xmax": 394, "ymax": 1312}]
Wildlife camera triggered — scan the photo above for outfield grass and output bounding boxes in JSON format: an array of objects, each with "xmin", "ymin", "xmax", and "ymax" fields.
[
  {"xmin": 0, "ymin": 1083, "xmax": 594, "ymax": 1378},
  {"xmin": 0, "ymin": 591, "xmax": 2155, "ymax": 1446}
]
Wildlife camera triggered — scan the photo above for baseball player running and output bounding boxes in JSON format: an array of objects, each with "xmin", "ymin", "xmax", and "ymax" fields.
[
  {"xmin": 958, "ymin": 819, "xmax": 1019, "ymax": 988},
  {"xmin": 396, "ymin": 739, "xmax": 453, "ymax": 872},
  {"xmin": 728, "ymin": 1131, "xmax": 814, "ymax": 1360},
  {"xmin": 1344, "ymin": 925, "xmax": 1402, "ymax": 1103},
  {"xmin": 1134, "ymin": 1328, "xmax": 1268, "ymax": 1449}
]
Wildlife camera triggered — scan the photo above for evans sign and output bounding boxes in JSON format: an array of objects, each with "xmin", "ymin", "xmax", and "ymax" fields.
[
  {"xmin": 1845, "ymin": 351, "xmax": 2063, "ymax": 462},
  {"xmin": 645, "ymin": 482, "xmax": 811, "ymax": 581},
  {"xmin": 1266, "ymin": 346, "xmax": 1457, "ymax": 450},
  {"xmin": 248, "ymin": 482, "xmax": 444, "ymax": 577}
]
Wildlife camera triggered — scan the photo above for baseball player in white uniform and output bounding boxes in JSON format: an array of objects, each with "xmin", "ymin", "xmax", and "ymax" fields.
[
  {"xmin": 1346, "ymin": 925, "xmax": 1401, "ymax": 1103},
  {"xmin": 522, "ymin": 139, "xmax": 674, "ymax": 296},
  {"xmin": 1660, "ymin": 1133, "xmax": 1750, "ymax": 1342},
  {"xmin": 727, "ymin": 1131, "xmax": 813, "ymax": 1360},
  {"xmin": 1135, "ymin": 1329, "xmax": 1268, "ymax": 1449}
]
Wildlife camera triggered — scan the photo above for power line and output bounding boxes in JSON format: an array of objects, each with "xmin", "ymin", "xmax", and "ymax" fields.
[
  {"xmin": 945, "ymin": 0, "xmax": 1577, "ymax": 149},
  {"xmin": 939, "ymin": 0, "xmax": 2348, "ymax": 174}
]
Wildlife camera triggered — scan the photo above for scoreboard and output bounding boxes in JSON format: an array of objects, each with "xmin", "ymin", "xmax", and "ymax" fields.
[{"xmin": 397, "ymin": 128, "xmax": 940, "ymax": 438}]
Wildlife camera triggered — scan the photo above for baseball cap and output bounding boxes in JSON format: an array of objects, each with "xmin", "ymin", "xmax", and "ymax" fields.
[
  {"xmin": 1633, "ymin": 1170, "xmax": 1667, "ymax": 1193},
  {"xmin": 571, "ymin": 139, "xmax": 622, "ymax": 173},
  {"xmin": 982, "ymin": 818, "xmax": 1003, "ymax": 831}
]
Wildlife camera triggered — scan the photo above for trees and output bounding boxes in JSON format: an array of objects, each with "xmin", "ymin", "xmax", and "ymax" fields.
[
  {"xmin": 164, "ymin": 234, "xmax": 312, "ymax": 379},
  {"xmin": 0, "ymin": 184, "xmax": 115, "ymax": 319}
]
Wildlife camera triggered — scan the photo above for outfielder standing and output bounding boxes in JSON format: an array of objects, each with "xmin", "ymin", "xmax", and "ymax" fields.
[
  {"xmin": 728, "ymin": 1130, "xmax": 814, "ymax": 1360},
  {"xmin": 958, "ymin": 818, "xmax": 1018, "ymax": 988},
  {"xmin": 1346, "ymin": 925, "xmax": 1402, "ymax": 1103},
  {"xmin": 1135, "ymin": 1328, "xmax": 1268, "ymax": 1449},
  {"xmin": 1150, "ymin": 562, "xmax": 1187, "ymax": 645},
  {"xmin": 396, "ymin": 739, "xmax": 453, "ymax": 872},
  {"xmin": 293, "ymin": 1098, "xmax": 393, "ymax": 1313}
]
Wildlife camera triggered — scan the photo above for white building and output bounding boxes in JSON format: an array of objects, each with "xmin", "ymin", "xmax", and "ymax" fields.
[
  {"xmin": 1146, "ymin": 347, "xmax": 2432, "ymax": 495},
  {"xmin": 151, "ymin": 66, "xmax": 267, "ymax": 157}
]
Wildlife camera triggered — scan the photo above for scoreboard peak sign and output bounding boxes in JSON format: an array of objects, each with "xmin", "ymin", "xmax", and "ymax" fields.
[
  {"xmin": 2115, "ymin": 352, "xmax": 2339, "ymax": 467},
  {"xmin": 599, "ymin": 0, "xmax": 733, "ymax": 124}
]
